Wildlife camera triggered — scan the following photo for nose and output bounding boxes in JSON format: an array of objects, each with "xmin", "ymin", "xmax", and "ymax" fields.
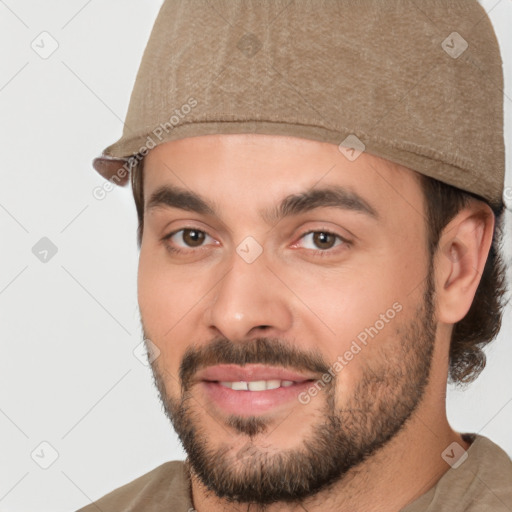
[{"xmin": 204, "ymin": 253, "xmax": 293, "ymax": 341}]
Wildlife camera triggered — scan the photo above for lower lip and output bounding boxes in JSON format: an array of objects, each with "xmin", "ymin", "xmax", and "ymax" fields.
[{"xmin": 200, "ymin": 381, "xmax": 314, "ymax": 416}]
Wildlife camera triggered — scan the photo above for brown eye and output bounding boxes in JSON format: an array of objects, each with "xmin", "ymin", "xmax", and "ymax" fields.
[
  {"xmin": 312, "ymin": 232, "xmax": 337, "ymax": 249},
  {"xmin": 181, "ymin": 229, "xmax": 206, "ymax": 247},
  {"xmin": 297, "ymin": 230, "xmax": 347, "ymax": 252},
  {"xmin": 163, "ymin": 227, "xmax": 217, "ymax": 255}
]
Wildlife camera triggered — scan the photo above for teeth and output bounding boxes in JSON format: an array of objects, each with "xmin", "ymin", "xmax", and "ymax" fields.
[
  {"xmin": 248, "ymin": 380, "xmax": 267, "ymax": 391},
  {"xmin": 231, "ymin": 381, "xmax": 248, "ymax": 391},
  {"xmin": 266, "ymin": 379, "xmax": 281, "ymax": 390},
  {"xmin": 219, "ymin": 380, "xmax": 297, "ymax": 391}
]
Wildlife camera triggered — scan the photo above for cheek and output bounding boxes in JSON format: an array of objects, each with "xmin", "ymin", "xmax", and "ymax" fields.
[
  {"xmin": 138, "ymin": 250, "xmax": 170, "ymax": 336},
  {"xmin": 287, "ymin": 248, "xmax": 426, "ymax": 373},
  {"xmin": 138, "ymin": 247, "xmax": 201, "ymax": 331},
  {"xmin": 137, "ymin": 248, "xmax": 205, "ymax": 380}
]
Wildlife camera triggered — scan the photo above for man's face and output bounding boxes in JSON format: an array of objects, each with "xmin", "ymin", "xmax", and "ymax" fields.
[{"xmin": 138, "ymin": 134, "xmax": 436, "ymax": 503}]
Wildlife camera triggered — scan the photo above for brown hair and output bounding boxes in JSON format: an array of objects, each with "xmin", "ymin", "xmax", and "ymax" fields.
[
  {"xmin": 418, "ymin": 174, "xmax": 507, "ymax": 385},
  {"xmin": 131, "ymin": 160, "xmax": 508, "ymax": 385}
]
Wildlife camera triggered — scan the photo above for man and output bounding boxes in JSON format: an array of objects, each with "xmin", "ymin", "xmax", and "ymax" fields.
[{"xmin": 80, "ymin": 1, "xmax": 511, "ymax": 511}]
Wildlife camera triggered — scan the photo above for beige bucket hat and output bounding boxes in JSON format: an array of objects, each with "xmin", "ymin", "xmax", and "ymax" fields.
[{"xmin": 93, "ymin": 0, "xmax": 505, "ymax": 209}]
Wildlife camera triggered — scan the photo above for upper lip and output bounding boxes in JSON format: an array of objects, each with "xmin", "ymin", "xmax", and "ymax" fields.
[{"xmin": 196, "ymin": 364, "xmax": 317, "ymax": 383}]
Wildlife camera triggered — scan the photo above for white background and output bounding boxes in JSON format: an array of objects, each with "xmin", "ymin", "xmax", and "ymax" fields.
[{"xmin": 0, "ymin": 1, "xmax": 511, "ymax": 511}]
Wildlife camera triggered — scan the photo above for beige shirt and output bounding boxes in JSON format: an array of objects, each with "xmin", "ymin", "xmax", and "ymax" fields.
[{"xmin": 77, "ymin": 434, "xmax": 512, "ymax": 512}]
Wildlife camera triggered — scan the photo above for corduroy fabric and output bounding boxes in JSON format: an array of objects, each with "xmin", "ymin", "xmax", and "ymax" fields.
[{"xmin": 93, "ymin": 0, "xmax": 505, "ymax": 209}]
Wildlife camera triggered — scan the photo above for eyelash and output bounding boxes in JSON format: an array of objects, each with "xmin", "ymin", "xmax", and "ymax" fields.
[{"xmin": 162, "ymin": 227, "xmax": 351, "ymax": 256}]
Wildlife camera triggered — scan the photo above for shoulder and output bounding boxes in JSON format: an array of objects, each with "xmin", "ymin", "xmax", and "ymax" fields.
[
  {"xmin": 403, "ymin": 434, "xmax": 512, "ymax": 512},
  {"xmin": 75, "ymin": 460, "xmax": 193, "ymax": 512},
  {"xmin": 463, "ymin": 434, "xmax": 512, "ymax": 508}
]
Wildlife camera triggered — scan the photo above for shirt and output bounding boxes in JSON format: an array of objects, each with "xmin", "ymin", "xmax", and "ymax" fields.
[{"xmin": 76, "ymin": 434, "xmax": 512, "ymax": 511}]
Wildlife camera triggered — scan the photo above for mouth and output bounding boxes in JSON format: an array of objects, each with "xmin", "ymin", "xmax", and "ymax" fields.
[
  {"xmin": 195, "ymin": 364, "xmax": 318, "ymax": 416},
  {"xmin": 217, "ymin": 379, "xmax": 297, "ymax": 391}
]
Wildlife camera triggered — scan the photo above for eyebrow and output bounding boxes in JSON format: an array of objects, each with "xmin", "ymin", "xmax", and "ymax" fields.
[{"xmin": 146, "ymin": 184, "xmax": 378, "ymax": 223}]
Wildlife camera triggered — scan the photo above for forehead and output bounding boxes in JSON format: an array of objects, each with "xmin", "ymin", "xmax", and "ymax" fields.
[{"xmin": 142, "ymin": 133, "xmax": 424, "ymax": 220}]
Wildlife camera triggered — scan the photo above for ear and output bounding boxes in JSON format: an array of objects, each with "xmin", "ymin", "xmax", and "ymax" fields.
[{"xmin": 434, "ymin": 201, "xmax": 495, "ymax": 324}]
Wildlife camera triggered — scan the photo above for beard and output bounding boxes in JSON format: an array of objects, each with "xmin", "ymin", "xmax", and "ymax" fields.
[{"xmin": 144, "ymin": 272, "xmax": 437, "ymax": 507}]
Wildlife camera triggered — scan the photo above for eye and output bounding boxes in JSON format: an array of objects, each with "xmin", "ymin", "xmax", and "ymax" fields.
[
  {"xmin": 164, "ymin": 228, "xmax": 215, "ymax": 250},
  {"xmin": 297, "ymin": 230, "xmax": 348, "ymax": 251}
]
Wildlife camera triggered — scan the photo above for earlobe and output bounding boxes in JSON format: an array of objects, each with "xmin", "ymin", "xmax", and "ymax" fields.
[{"xmin": 436, "ymin": 205, "xmax": 494, "ymax": 324}]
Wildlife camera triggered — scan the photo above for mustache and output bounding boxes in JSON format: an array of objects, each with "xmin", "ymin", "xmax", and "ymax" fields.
[{"xmin": 179, "ymin": 337, "xmax": 330, "ymax": 389}]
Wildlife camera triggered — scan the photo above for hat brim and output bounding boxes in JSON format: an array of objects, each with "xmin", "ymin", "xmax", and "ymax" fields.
[{"xmin": 92, "ymin": 156, "xmax": 131, "ymax": 186}]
